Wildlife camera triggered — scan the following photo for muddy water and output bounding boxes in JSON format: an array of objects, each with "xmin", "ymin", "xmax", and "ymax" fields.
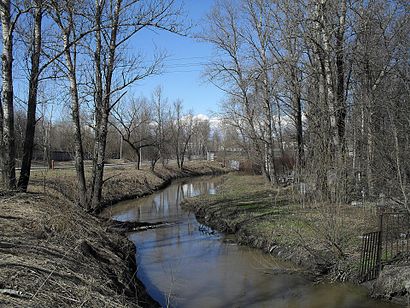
[{"xmin": 103, "ymin": 177, "xmax": 399, "ymax": 308}]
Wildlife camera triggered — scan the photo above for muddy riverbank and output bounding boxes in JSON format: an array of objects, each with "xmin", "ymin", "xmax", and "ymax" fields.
[
  {"xmin": 0, "ymin": 192, "xmax": 158, "ymax": 307},
  {"xmin": 182, "ymin": 174, "xmax": 409, "ymax": 306},
  {"xmin": 0, "ymin": 161, "xmax": 226, "ymax": 307}
]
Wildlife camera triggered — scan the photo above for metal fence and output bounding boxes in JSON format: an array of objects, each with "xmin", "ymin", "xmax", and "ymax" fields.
[
  {"xmin": 359, "ymin": 211, "xmax": 410, "ymax": 282},
  {"xmin": 359, "ymin": 231, "xmax": 382, "ymax": 282},
  {"xmin": 381, "ymin": 212, "xmax": 410, "ymax": 262}
]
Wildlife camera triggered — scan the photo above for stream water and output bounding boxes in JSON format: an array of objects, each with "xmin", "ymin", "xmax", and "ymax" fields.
[{"xmin": 102, "ymin": 176, "xmax": 400, "ymax": 308}]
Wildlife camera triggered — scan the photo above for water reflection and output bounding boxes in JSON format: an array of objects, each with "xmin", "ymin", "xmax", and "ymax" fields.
[
  {"xmin": 105, "ymin": 178, "xmax": 219, "ymax": 224},
  {"xmin": 104, "ymin": 177, "xmax": 399, "ymax": 308}
]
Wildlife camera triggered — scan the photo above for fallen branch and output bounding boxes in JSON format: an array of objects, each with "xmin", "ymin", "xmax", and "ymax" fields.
[
  {"xmin": 0, "ymin": 288, "xmax": 31, "ymax": 299},
  {"xmin": 107, "ymin": 220, "xmax": 179, "ymax": 233}
]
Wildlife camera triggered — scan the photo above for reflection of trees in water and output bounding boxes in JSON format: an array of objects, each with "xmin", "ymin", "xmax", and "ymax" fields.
[
  {"xmin": 130, "ymin": 179, "xmax": 226, "ymax": 307},
  {"xmin": 113, "ymin": 178, "xmax": 222, "ymax": 222}
]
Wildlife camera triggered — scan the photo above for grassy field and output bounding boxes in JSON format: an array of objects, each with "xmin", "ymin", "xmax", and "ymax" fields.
[{"xmin": 182, "ymin": 174, "xmax": 382, "ymax": 281}]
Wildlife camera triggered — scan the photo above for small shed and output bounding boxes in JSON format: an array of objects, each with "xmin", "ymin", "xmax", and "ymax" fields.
[{"xmin": 207, "ymin": 151, "xmax": 216, "ymax": 162}]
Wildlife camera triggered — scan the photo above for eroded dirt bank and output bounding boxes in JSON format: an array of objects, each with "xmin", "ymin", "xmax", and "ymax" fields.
[
  {"xmin": 0, "ymin": 192, "xmax": 157, "ymax": 307},
  {"xmin": 0, "ymin": 161, "xmax": 226, "ymax": 307},
  {"xmin": 182, "ymin": 174, "xmax": 409, "ymax": 306}
]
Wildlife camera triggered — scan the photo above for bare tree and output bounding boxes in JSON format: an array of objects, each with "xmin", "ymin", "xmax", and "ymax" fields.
[
  {"xmin": 172, "ymin": 100, "xmax": 194, "ymax": 169},
  {"xmin": 202, "ymin": 0, "xmax": 273, "ymax": 181},
  {"xmin": 49, "ymin": 0, "xmax": 90, "ymax": 208},
  {"xmin": 111, "ymin": 97, "xmax": 153, "ymax": 169},
  {"xmin": 190, "ymin": 116, "xmax": 210, "ymax": 158},
  {"xmin": 0, "ymin": 0, "xmax": 22, "ymax": 189},
  {"xmin": 147, "ymin": 86, "xmax": 173, "ymax": 171},
  {"xmin": 203, "ymin": 0, "xmax": 409, "ymax": 208},
  {"xmin": 17, "ymin": 0, "xmax": 43, "ymax": 191},
  {"xmin": 89, "ymin": 0, "xmax": 188, "ymax": 210}
]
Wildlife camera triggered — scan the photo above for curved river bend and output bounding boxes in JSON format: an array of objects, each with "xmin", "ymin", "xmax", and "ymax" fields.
[{"xmin": 103, "ymin": 176, "xmax": 399, "ymax": 308}]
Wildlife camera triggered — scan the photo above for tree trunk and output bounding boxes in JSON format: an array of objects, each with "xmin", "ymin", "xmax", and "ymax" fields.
[
  {"xmin": 389, "ymin": 114, "xmax": 408, "ymax": 211},
  {"xmin": 64, "ymin": 40, "xmax": 88, "ymax": 208},
  {"xmin": 180, "ymin": 135, "xmax": 191, "ymax": 170},
  {"xmin": 69, "ymin": 71, "xmax": 88, "ymax": 208},
  {"xmin": 136, "ymin": 148, "xmax": 141, "ymax": 170},
  {"xmin": 0, "ymin": 0, "xmax": 16, "ymax": 189},
  {"xmin": 91, "ymin": 0, "xmax": 103, "ymax": 202},
  {"xmin": 335, "ymin": 0, "xmax": 347, "ymax": 152},
  {"xmin": 291, "ymin": 67, "xmax": 304, "ymax": 167},
  {"xmin": 91, "ymin": 0, "xmax": 122, "ymax": 210},
  {"xmin": 366, "ymin": 103, "xmax": 374, "ymax": 197},
  {"xmin": 18, "ymin": 2, "xmax": 42, "ymax": 191},
  {"xmin": 0, "ymin": 97, "xmax": 4, "ymax": 176},
  {"xmin": 320, "ymin": 0, "xmax": 340, "ymax": 161},
  {"xmin": 91, "ymin": 112, "xmax": 108, "ymax": 209}
]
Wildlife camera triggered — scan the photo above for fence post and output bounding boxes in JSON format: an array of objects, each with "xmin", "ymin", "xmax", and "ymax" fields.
[{"xmin": 377, "ymin": 213, "xmax": 384, "ymax": 273}]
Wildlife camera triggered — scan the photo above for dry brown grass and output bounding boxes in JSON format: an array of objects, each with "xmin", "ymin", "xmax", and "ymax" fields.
[{"xmin": 0, "ymin": 192, "xmax": 156, "ymax": 307}]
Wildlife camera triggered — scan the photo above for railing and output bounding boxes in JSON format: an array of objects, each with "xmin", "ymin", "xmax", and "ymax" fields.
[
  {"xmin": 359, "ymin": 211, "xmax": 410, "ymax": 282},
  {"xmin": 381, "ymin": 212, "xmax": 410, "ymax": 263},
  {"xmin": 359, "ymin": 231, "xmax": 382, "ymax": 282}
]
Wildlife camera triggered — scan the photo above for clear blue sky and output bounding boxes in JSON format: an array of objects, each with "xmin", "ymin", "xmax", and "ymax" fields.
[{"xmin": 127, "ymin": 0, "xmax": 224, "ymax": 117}]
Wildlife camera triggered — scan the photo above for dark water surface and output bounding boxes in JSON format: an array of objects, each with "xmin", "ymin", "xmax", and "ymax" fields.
[{"xmin": 103, "ymin": 176, "xmax": 399, "ymax": 308}]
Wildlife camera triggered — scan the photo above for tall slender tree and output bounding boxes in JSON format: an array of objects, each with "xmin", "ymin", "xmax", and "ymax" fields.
[
  {"xmin": 0, "ymin": 0, "xmax": 18, "ymax": 189},
  {"xmin": 18, "ymin": 0, "xmax": 43, "ymax": 191}
]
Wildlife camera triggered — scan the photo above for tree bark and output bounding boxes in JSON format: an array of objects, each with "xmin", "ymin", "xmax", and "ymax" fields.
[
  {"xmin": 335, "ymin": 0, "xmax": 347, "ymax": 151},
  {"xmin": 91, "ymin": 0, "xmax": 103, "ymax": 203},
  {"xmin": 64, "ymin": 35, "xmax": 88, "ymax": 208},
  {"xmin": 319, "ymin": 0, "xmax": 340, "ymax": 161},
  {"xmin": 0, "ymin": 0, "xmax": 16, "ymax": 189},
  {"xmin": 50, "ymin": 1, "xmax": 88, "ymax": 207},
  {"xmin": 18, "ymin": 1, "xmax": 43, "ymax": 191},
  {"xmin": 91, "ymin": 111, "xmax": 108, "ymax": 209},
  {"xmin": 91, "ymin": 0, "xmax": 122, "ymax": 210}
]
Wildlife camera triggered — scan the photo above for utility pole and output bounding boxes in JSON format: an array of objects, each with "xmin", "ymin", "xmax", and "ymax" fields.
[
  {"xmin": 139, "ymin": 139, "xmax": 142, "ymax": 166},
  {"xmin": 119, "ymin": 133, "xmax": 123, "ymax": 160}
]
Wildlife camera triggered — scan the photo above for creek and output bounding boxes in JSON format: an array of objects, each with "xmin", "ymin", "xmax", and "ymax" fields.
[{"xmin": 103, "ymin": 176, "xmax": 399, "ymax": 308}]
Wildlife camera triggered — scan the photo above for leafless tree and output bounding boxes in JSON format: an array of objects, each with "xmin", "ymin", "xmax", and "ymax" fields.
[
  {"xmin": 89, "ymin": 0, "xmax": 188, "ymax": 209},
  {"xmin": 112, "ymin": 97, "xmax": 153, "ymax": 169},
  {"xmin": 204, "ymin": 0, "xmax": 409, "ymax": 208},
  {"xmin": 172, "ymin": 100, "xmax": 194, "ymax": 169},
  {"xmin": 17, "ymin": 0, "xmax": 43, "ymax": 191},
  {"xmin": 0, "ymin": 0, "xmax": 24, "ymax": 189}
]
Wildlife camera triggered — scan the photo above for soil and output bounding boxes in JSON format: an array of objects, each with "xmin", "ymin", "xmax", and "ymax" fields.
[
  {"xmin": 0, "ymin": 161, "xmax": 227, "ymax": 307},
  {"xmin": 0, "ymin": 192, "xmax": 157, "ymax": 307}
]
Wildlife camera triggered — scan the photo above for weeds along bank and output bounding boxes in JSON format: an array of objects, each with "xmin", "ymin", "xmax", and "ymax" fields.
[
  {"xmin": 0, "ymin": 161, "xmax": 226, "ymax": 307},
  {"xmin": 181, "ymin": 174, "xmax": 410, "ymax": 306}
]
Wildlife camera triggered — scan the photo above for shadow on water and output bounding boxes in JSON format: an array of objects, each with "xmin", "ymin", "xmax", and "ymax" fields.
[{"xmin": 103, "ymin": 176, "xmax": 400, "ymax": 308}]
